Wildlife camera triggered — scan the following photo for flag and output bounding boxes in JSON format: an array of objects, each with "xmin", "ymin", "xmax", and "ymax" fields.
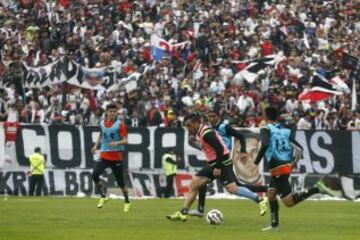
[
  {"xmin": 234, "ymin": 53, "xmax": 285, "ymax": 83},
  {"xmin": 330, "ymin": 76, "xmax": 350, "ymax": 94},
  {"xmin": 150, "ymin": 34, "xmax": 191, "ymax": 61},
  {"xmin": 150, "ymin": 34, "xmax": 170, "ymax": 61},
  {"xmin": 173, "ymin": 41, "xmax": 191, "ymax": 61},
  {"xmin": 119, "ymin": 72, "xmax": 142, "ymax": 93},
  {"xmin": 150, "ymin": 34, "xmax": 190, "ymax": 61},
  {"xmin": 298, "ymin": 73, "xmax": 343, "ymax": 102}
]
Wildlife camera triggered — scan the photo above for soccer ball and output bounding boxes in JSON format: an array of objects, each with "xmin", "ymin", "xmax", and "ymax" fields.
[{"xmin": 206, "ymin": 209, "xmax": 223, "ymax": 225}]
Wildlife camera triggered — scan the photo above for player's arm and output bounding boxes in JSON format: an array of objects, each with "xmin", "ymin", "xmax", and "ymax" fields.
[
  {"xmin": 290, "ymin": 130, "xmax": 303, "ymax": 166},
  {"xmin": 188, "ymin": 136, "xmax": 202, "ymax": 150},
  {"xmin": 91, "ymin": 130, "xmax": 102, "ymax": 154},
  {"xmin": 224, "ymin": 124, "xmax": 247, "ymax": 152},
  {"xmin": 254, "ymin": 127, "xmax": 270, "ymax": 165},
  {"xmin": 203, "ymin": 130, "xmax": 224, "ymax": 168},
  {"xmin": 117, "ymin": 123, "xmax": 128, "ymax": 145}
]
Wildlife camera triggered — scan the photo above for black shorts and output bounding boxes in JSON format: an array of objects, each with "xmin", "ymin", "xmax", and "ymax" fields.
[
  {"xmin": 196, "ymin": 163, "xmax": 237, "ymax": 186},
  {"xmin": 269, "ymin": 174, "xmax": 292, "ymax": 198},
  {"xmin": 92, "ymin": 159, "xmax": 126, "ymax": 188}
]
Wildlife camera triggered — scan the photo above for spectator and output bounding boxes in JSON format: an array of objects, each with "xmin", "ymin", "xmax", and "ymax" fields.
[{"xmin": 0, "ymin": 0, "xmax": 358, "ymax": 128}]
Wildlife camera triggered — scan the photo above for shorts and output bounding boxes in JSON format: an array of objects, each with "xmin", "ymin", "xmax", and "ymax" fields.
[
  {"xmin": 92, "ymin": 159, "xmax": 126, "ymax": 188},
  {"xmin": 196, "ymin": 163, "xmax": 237, "ymax": 186},
  {"xmin": 269, "ymin": 174, "xmax": 292, "ymax": 198}
]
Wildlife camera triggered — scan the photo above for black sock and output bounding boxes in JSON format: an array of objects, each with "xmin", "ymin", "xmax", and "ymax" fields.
[
  {"xmin": 293, "ymin": 187, "xmax": 319, "ymax": 204},
  {"xmin": 96, "ymin": 182, "xmax": 106, "ymax": 198},
  {"xmin": 180, "ymin": 208, "xmax": 188, "ymax": 215},
  {"xmin": 269, "ymin": 200, "xmax": 279, "ymax": 227},
  {"xmin": 122, "ymin": 188, "xmax": 130, "ymax": 203},
  {"xmin": 197, "ymin": 185, "xmax": 207, "ymax": 213}
]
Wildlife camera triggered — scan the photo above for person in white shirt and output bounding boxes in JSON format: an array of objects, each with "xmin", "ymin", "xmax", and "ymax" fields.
[
  {"xmin": 285, "ymin": 96, "xmax": 298, "ymax": 113},
  {"xmin": 297, "ymin": 112, "xmax": 313, "ymax": 130},
  {"xmin": 236, "ymin": 90, "xmax": 255, "ymax": 115}
]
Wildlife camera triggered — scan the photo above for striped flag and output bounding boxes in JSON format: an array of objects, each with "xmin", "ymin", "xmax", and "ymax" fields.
[
  {"xmin": 234, "ymin": 53, "xmax": 286, "ymax": 83},
  {"xmin": 298, "ymin": 73, "xmax": 344, "ymax": 103}
]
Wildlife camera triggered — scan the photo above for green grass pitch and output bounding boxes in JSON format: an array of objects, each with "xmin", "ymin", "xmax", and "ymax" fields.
[{"xmin": 0, "ymin": 197, "xmax": 359, "ymax": 240}]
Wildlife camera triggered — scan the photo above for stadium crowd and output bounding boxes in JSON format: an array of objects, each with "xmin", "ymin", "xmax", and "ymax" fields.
[{"xmin": 0, "ymin": 0, "xmax": 359, "ymax": 130}]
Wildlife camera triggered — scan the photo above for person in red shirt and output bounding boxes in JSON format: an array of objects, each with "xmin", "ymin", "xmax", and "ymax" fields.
[{"xmin": 91, "ymin": 103, "xmax": 130, "ymax": 212}]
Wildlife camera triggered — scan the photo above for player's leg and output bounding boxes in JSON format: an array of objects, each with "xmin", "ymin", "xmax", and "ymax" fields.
[
  {"xmin": 222, "ymin": 163, "xmax": 268, "ymax": 216},
  {"xmin": 91, "ymin": 160, "xmax": 108, "ymax": 208},
  {"xmin": 110, "ymin": 161, "xmax": 131, "ymax": 212},
  {"xmin": 182, "ymin": 176, "xmax": 210, "ymax": 213},
  {"xmin": 167, "ymin": 165, "xmax": 213, "ymax": 221},
  {"xmin": 188, "ymin": 184, "xmax": 207, "ymax": 217},
  {"xmin": 281, "ymin": 178, "xmax": 335, "ymax": 207},
  {"xmin": 167, "ymin": 176, "xmax": 210, "ymax": 221},
  {"xmin": 262, "ymin": 187, "xmax": 279, "ymax": 231},
  {"xmin": 240, "ymin": 183, "xmax": 268, "ymax": 193}
]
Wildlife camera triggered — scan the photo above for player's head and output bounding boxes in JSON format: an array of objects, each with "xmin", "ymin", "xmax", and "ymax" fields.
[
  {"xmin": 265, "ymin": 106, "xmax": 279, "ymax": 122},
  {"xmin": 184, "ymin": 112, "xmax": 202, "ymax": 135},
  {"xmin": 105, "ymin": 103, "xmax": 118, "ymax": 120},
  {"xmin": 34, "ymin": 147, "xmax": 41, "ymax": 153},
  {"xmin": 279, "ymin": 114, "xmax": 295, "ymax": 129},
  {"xmin": 208, "ymin": 108, "xmax": 220, "ymax": 126}
]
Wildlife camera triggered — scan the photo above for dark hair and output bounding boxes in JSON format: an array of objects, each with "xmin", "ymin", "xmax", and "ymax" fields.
[
  {"xmin": 265, "ymin": 107, "xmax": 278, "ymax": 121},
  {"xmin": 106, "ymin": 103, "xmax": 117, "ymax": 111},
  {"xmin": 183, "ymin": 112, "xmax": 201, "ymax": 123},
  {"xmin": 208, "ymin": 108, "xmax": 220, "ymax": 116},
  {"xmin": 34, "ymin": 147, "xmax": 41, "ymax": 153}
]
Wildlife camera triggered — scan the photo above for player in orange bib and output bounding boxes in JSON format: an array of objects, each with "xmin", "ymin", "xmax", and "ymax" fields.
[{"xmin": 91, "ymin": 103, "xmax": 130, "ymax": 212}]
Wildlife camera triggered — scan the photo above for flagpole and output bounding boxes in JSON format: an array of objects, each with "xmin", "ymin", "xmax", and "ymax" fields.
[
  {"xmin": 61, "ymin": 56, "xmax": 68, "ymax": 110},
  {"xmin": 351, "ymin": 72, "xmax": 357, "ymax": 111}
]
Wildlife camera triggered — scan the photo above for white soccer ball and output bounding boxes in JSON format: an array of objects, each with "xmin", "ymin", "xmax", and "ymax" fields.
[{"xmin": 206, "ymin": 209, "xmax": 223, "ymax": 225}]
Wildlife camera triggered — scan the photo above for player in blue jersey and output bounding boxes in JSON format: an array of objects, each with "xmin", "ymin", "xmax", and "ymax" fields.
[
  {"xmin": 188, "ymin": 109, "xmax": 268, "ymax": 217},
  {"xmin": 254, "ymin": 107, "xmax": 335, "ymax": 231}
]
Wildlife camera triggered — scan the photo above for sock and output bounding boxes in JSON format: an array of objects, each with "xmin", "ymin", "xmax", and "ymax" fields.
[
  {"xmin": 180, "ymin": 208, "xmax": 188, "ymax": 215},
  {"xmin": 293, "ymin": 187, "xmax": 319, "ymax": 204},
  {"xmin": 269, "ymin": 200, "xmax": 279, "ymax": 227},
  {"xmin": 197, "ymin": 185, "xmax": 207, "ymax": 213},
  {"xmin": 234, "ymin": 187, "xmax": 260, "ymax": 203},
  {"xmin": 122, "ymin": 189, "xmax": 130, "ymax": 203},
  {"xmin": 96, "ymin": 182, "xmax": 106, "ymax": 198},
  {"xmin": 241, "ymin": 184, "xmax": 268, "ymax": 193}
]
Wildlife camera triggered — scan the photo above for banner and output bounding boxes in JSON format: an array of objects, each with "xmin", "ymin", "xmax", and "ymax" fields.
[
  {"xmin": 0, "ymin": 125, "xmax": 359, "ymax": 199},
  {"xmin": 22, "ymin": 58, "xmax": 119, "ymax": 91}
]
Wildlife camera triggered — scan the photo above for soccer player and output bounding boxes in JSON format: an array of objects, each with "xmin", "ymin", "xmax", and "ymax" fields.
[
  {"xmin": 188, "ymin": 109, "xmax": 268, "ymax": 217},
  {"xmin": 166, "ymin": 113, "xmax": 261, "ymax": 221},
  {"xmin": 254, "ymin": 107, "xmax": 335, "ymax": 231},
  {"xmin": 91, "ymin": 103, "xmax": 131, "ymax": 212}
]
